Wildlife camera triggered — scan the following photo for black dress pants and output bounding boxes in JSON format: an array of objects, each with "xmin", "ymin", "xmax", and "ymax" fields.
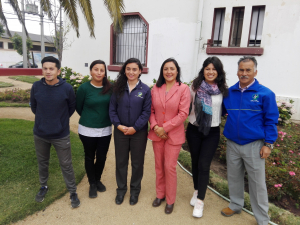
[
  {"xmin": 114, "ymin": 128, "xmax": 148, "ymax": 197},
  {"xmin": 186, "ymin": 123, "xmax": 220, "ymax": 200},
  {"xmin": 79, "ymin": 134, "xmax": 112, "ymax": 185}
]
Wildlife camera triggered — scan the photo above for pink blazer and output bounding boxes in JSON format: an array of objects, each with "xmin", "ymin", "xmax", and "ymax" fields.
[{"xmin": 148, "ymin": 82, "xmax": 191, "ymax": 145}]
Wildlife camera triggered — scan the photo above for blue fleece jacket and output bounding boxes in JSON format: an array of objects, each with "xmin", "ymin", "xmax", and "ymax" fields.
[
  {"xmin": 30, "ymin": 77, "xmax": 76, "ymax": 139},
  {"xmin": 223, "ymin": 79, "xmax": 279, "ymax": 145},
  {"xmin": 109, "ymin": 81, "xmax": 151, "ymax": 131}
]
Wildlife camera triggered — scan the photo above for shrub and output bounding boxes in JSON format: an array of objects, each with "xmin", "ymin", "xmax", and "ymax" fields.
[
  {"xmin": 0, "ymin": 89, "xmax": 31, "ymax": 102},
  {"xmin": 277, "ymin": 100, "xmax": 297, "ymax": 125}
]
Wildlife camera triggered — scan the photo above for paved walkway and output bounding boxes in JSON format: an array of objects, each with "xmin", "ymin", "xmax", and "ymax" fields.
[{"xmin": 0, "ymin": 107, "xmax": 257, "ymax": 225}]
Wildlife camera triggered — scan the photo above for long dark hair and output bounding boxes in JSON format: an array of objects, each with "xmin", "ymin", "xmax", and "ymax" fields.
[
  {"xmin": 192, "ymin": 57, "xmax": 228, "ymax": 97},
  {"xmin": 113, "ymin": 58, "xmax": 143, "ymax": 97},
  {"xmin": 156, "ymin": 58, "xmax": 182, "ymax": 87},
  {"xmin": 90, "ymin": 60, "xmax": 111, "ymax": 95}
]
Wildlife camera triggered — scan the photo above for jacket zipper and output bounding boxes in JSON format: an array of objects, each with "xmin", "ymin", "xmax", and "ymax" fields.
[{"xmin": 237, "ymin": 91, "xmax": 243, "ymax": 143}]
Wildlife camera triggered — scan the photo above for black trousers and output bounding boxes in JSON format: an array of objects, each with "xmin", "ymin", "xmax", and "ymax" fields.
[
  {"xmin": 186, "ymin": 123, "xmax": 220, "ymax": 200},
  {"xmin": 114, "ymin": 128, "xmax": 148, "ymax": 196},
  {"xmin": 79, "ymin": 134, "xmax": 112, "ymax": 185}
]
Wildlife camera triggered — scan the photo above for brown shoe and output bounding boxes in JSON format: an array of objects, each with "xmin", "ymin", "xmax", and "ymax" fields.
[
  {"xmin": 221, "ymin": 207, "xmax": 241, "ymax": 217},
  {"xmin": 152, "ymin": 197, "xmax": 165, "ymax": 207},
  {"xmin": 165, "ymin": 203, "xmax": 174, "ymax": 214}
]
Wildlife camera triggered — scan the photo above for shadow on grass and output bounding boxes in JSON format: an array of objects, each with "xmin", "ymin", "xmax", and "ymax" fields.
[{"xmin": 0, "ymin": 119, "xmax": 85, "ymax": 224}]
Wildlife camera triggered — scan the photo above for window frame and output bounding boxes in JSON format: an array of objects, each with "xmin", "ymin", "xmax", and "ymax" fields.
[
  {"xmin": 247, "ymin": 5, "xmax": 266, "ymax": 47},
  {"xmin": 206, "ymin": 6, "xmax": 264, "ymax": 56},
  {"xmin": 228, "ymin": 7, "xmax": 245, "ymax": 47},
  {"xmin": 211, "ymin": 7, "xmax": 226, "ymax": 47},
  {"xmin": 108, "ymin": 12, "xmax": 149, "ymax": 74},
  {"xmin": 0, "ymin": 41, "xmax": 3, "ymax": 49}
]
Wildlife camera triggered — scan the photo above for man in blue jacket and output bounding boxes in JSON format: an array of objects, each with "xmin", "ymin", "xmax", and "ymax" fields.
[
  {"xmin": 221, "ymin": 56, "xmax": 278, "ymax": 225},
  {"xmin": 30, "ymin": 56, "xmax": 80, "ymax": 208}
]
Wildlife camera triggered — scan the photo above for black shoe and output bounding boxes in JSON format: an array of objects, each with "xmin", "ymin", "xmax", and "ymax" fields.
[
  {"xmin": 129, "ymin": 195, "xmax": 138, "ymax": 205},
  {"xmin": 35, "ymin": 186, "xmax": 48, "ymax": 202},
  {"xmin": 89, "ymin": 184, "xmax": 97, "ymax": 198},
  {"xmin": 96, "ymin": 181, "xmax": 106, "ymax": 192},
  {"xmin": 70, "ymin": 193, "xmax": 80, "ymax": 208},
  {"xmin": 115, "ymin": 195, "xmax": 124, "ymax": 205}
]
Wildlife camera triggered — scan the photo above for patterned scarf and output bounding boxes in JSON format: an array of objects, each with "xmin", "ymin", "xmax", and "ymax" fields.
[{"xmin": 194, "ymin": 80, "xmax": 221, "ymax": 135}]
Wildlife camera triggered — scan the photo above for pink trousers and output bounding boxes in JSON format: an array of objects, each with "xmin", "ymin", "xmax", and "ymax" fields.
[{"xmin": 152, "ymin": 139, "xmax": 181, "ymax": 205}]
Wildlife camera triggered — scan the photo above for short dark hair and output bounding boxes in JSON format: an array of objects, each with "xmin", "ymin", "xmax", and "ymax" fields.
[
  {"xmin": 156, "ymin": 58, "xmax": 182, "ymax": 87},
  {"xmin": 238, "ymin": 56, "xmax": 257, "ymax": 71},
  {"xmin": 41, "ymin": 56, "xmax": 60, "ymax": 69}
]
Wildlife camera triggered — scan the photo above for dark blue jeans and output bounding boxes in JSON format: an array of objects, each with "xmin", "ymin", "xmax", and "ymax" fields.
[{"xmin": 186, "ymin": 123, "xmax": 220, "ymax": 200}]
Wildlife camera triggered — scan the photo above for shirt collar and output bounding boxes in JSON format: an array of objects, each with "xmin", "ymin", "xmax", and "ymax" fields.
[{"xmin": 239, "ymin": 79, "xmax": 256, "ymax": 92}]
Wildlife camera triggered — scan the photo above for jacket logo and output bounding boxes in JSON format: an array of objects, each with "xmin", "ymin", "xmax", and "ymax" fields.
[
  {"xmin": 136, "ymin": 92, "xmax": 143, "ymax": 98},
  {"xmin": 251, "ymin": 94, "xmax": 259, "ymax": 102}
]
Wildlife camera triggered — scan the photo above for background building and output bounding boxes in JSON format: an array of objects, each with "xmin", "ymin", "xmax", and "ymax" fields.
[
  {"xmin": 63, "ymin": 0, "xmax": 300, "ymax": 120},
  {"xmin": 0, "ymin": 31, "xmax": 57, "ymax": 68}
]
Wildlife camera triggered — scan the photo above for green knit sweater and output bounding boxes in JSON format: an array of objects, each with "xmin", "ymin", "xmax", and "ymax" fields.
[{"xmin": 76, "ymin": 82, "xmax": 112, "ymax": 128}]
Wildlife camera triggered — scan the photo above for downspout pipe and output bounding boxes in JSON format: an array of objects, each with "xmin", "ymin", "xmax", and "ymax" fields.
[{"xmin": 192, "ymin": 0, "xmax": 204, "ymax": 80}]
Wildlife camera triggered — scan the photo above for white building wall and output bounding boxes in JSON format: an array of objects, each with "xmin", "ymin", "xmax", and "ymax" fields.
[{"xmin": 63, "ymin": 0, "xmax": 300, "ymax": 120}]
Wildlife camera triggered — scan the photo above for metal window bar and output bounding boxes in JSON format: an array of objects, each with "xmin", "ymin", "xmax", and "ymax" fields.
[
  {"xmin": 254, "ymin": 7, "xmax": 261, "ymax": 46},
  {"xmin": 213, "ymin": 9, "xmax": 225, "ymax": 46},
  {"xmin": 217, "ymin": 10, "xmax": 224, "ymax": 46},
  {"xmin": 230, "ymin": 8, "xmax": 244, "ymax": 47},
  {"xmin": 234, "ymin": 9, "xmax": 242, "ymax": 46},
  {"xmin": 113, "ymin": 15, "xmax": 148, "ymax": 65},
  {"xmin": 249, "ymin": 7, "xmax": 264, "ymax": 47}
]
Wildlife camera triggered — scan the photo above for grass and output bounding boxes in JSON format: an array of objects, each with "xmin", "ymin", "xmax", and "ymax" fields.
[
  {"xmin": 0, "ymin": 81, "xmax": 14, "ymax": 88},
  {"xmin": 0, "ymin": 102, "xmax": 30, "ymax": 107},
  {"xmin": 0, "ymin": 119, "xmax": 85, "ymax": 225},
  {"xmin": 178, "ymin": 150, "xmax": 300, "ymax": 225},
  {"xmin": 8, "ymin": 76, "xmax": 40, "ymax": 84}
]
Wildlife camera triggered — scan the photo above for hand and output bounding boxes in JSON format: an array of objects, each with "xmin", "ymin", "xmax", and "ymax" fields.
[
  {"xmin": 260, "ymin": 146, "xmax": 271, "ymax": 158},
  {"xmin": 154, "ymin": 126, "xmax": 168, "ymax": 139},
  {"xmin": 117, "ymin": 125, "xmax": 128, "ymax": 134},
  {"xmin": 124, "ymin": 127, "xmax": 136, "ymax": 135}
]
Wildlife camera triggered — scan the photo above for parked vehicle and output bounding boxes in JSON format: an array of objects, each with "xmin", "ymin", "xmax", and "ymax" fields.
[
  {"xmin": 9, "ymin": 61, "xmax": 38, "ymax": 68},
  {"xmin": 0, "ymin": 63, "xmax": 3, "ymax": 68}
]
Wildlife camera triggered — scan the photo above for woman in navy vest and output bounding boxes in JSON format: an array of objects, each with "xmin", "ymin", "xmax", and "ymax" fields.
[{"xmin": 109, "ymin": 58, "xmax": 151, "ymax": 206}]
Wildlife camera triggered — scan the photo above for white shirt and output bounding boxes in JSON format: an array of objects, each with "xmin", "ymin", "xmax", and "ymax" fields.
[{"xmin": 189, "ymin": 87, "xmax": 223, "ymax": 127}]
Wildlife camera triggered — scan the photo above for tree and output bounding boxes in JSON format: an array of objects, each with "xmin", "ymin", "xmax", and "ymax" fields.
[
  {"xmin": 0, "ymin": 22, "xmax": 4, "ymax": 37},
  {"xmin": 10, "ymin": 33, "xmax": 33, "ymax": 67},
  {"xmin": 0, "ymin": 0, "xmax": 125, "ymax": 38}
]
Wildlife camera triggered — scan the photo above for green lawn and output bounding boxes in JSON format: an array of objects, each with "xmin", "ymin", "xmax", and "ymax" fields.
[
  {"xmin": 0, "ymin": 81, "xmax": 14, "ymax": 88},
  {"xmin": 0, "ymin": 119, "xmax": 85, "ymax": 224},
  {"xmin": 0, "ymin": 102, "xmax": 30, "ymax": 107},
  {"xmin": 8, "ymin": 76, "xmax": 40, "ymax": 84}
]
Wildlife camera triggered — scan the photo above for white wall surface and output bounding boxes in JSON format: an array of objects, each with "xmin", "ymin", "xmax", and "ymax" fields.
[{"xmin": 63, "ymin": 0, "xmax": 300, "ymax": 119}]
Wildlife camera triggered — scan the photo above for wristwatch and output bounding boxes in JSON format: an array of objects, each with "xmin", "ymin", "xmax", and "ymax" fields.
[{"xmin": 264, "ymin": 143, "xmax": 274, "ymax": 149}]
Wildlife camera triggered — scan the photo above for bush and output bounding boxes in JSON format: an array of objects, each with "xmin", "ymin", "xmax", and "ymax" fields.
[
  {"xmin": 277, "ymin": 100, "xmax": 297, "ymax": 125},
  {"xmin": 59, "ymin": 67, "xmax": 90, "ymax": 93},
  {"xmin": 0, "ymin": 89, "xmax": 31, "ymax": 102}
]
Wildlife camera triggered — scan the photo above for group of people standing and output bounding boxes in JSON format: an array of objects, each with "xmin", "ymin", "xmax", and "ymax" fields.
[{"xmin": 30, "ymin": 55, "xmax": 278, "ymax": 225}]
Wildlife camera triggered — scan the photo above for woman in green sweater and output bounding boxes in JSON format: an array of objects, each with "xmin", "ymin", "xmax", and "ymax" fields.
[{"xmin": 76, "ymin": 60, "xmax": 112, "ymax": 198}]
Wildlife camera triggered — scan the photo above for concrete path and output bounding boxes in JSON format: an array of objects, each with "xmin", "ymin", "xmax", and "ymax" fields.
[
  {"xmin": 0, "ymin": 107, "xmax": 257, "ymax": 225},
  {"xmin": 0, "ymin": 76, "xmax": 43, "ymax": 91}
]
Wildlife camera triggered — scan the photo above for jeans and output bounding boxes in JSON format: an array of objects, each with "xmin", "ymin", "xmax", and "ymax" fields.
[{"xmin": 186, "ymin": 123, "xmax": 220, "ymax": 200}]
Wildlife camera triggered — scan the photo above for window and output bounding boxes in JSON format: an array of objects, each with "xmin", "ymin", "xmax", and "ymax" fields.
[
  {"xmin": 248, "ymin": 6, "xmax": 265, "ymax": 47},
  {"xmin": 45, "ymin": 46, "xmax": 56, "ymax": 52},
  {"xmin": 212, "ymin": 8, "xmax": 225, "ymax": 47},
  {"xmin": 0, "ymin": 42, "xmax": 3, "ymax": 48},
  {"xmin": 109, "ymin": 12, "xmax": 149, "ymax": 73},
  {"xmin": 8, "ymin": 43, "xmax": 14, "ymax": 49},
  {"xmin": 229, "ymin": 7, "xmax": 245, "ymax": 47},
  {"xmin": 31, "ymin": 45, "xmax": 41, "ymax": 51}
]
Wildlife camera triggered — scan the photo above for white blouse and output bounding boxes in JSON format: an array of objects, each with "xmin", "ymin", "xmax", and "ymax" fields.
[{"xmin": 189, "ymin": 87, "xmax": 223, "ymax": 127}]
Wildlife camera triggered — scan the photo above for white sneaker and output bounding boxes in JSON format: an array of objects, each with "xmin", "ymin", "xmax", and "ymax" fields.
[
  {"xmin": 193, "ymin": 199, "xmax": 204, "ymax": 218},
  {"xmin": 190, "ymin": 190, "xmax": 198, "ymax": 206}
]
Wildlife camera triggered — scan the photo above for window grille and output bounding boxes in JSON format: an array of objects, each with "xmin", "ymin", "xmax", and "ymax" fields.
[
  {"xmin": 8, "ymin": 43, "xmax": 14, "ymax": 49},
  {"xmin": 0, "ymin": 42, "xmax": 3, "ymax": 48},
  {"xmin": 31, "ymin": 45, "xmax": 41, "ymax": 51},
  {"xmin": 229, "ymin": 7, "xmax": 245, "ymax": 47},
  {"xmin": 45, "ymin": 46, "xmax": 56, "ymax": 52},
  {"xmin": 249, "ymin": 6, "xmax": 265, "ymax": 47},
  {"xmin": 213, "ymin": 8, "xmax": 225, "ymax": 47},
  {"xmin": 113, "ymin": 15, "xmax": 148, "ymax": 65}
]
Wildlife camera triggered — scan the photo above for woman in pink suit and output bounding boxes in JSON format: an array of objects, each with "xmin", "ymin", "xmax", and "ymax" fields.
[{"xmin": 148, "ymin": 58, "xmax": 190, "ymax": 214}]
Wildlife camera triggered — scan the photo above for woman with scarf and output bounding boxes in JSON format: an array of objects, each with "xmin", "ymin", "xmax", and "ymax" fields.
[{"xmin": 186, "ymin": 56, "xmax": 228, "ymax": 218}]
